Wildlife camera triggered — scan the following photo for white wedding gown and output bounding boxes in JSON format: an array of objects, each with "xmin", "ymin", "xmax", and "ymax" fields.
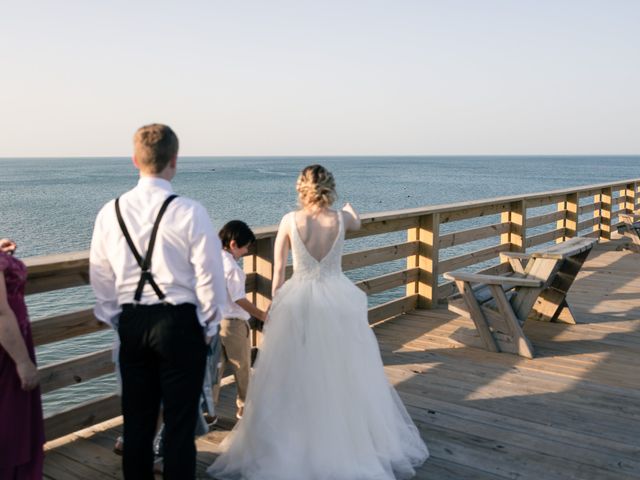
[{"xmin": 208, "ymin": 211, "xmax": 428, "ymax": 480}]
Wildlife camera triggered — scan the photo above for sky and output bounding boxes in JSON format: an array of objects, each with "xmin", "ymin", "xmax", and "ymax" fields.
[{"xmin": 1, "ymin": 0, "xmax": 639, "ymax": 156}]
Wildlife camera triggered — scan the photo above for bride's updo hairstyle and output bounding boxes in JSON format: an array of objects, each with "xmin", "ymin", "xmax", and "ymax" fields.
[{"xmin": 296, "ymin": 164, "xmax": 336, "ymax": 209}]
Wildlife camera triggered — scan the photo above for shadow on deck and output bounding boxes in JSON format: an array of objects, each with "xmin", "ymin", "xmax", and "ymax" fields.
[{"xmin": 43, "ymin": 240, "xmax": 640, "ymax": 479}]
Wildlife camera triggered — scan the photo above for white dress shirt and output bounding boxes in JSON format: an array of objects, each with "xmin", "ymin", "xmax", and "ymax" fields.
[
  {"xmin": 221, "ymin": 249, "xmax": 250, "ymax": 321},
  {"xmin": 90, "ymin": 176, "xmax": 226, "ymax": 336}
]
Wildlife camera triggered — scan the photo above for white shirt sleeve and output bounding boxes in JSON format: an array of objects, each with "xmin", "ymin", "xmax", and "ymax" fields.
[
  {"xmin": 188, "ymin": 203, "xmax": 226, "ymax": 336},
  {"xmin": 226, "ymin": 267, "xmax": 246, "ymax": 303},
  {"xmin": 89, "ymin": 204, "xmax": 120, "ymax": 328}
]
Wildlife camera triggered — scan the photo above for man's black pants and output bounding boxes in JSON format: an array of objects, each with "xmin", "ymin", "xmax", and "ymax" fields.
[{"xmin": 118, "ymin": 303, "xmax": 207, "ymax": 480}]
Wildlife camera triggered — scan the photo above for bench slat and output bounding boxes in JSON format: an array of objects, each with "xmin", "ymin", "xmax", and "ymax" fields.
[{"xmin": 443, "ymin": 271, "xmax": 542, "ymax": 287}]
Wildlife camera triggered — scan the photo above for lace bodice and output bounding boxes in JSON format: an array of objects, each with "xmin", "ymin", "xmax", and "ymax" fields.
[{"xmin": 289, "ymin": 211, "xmax": 344, "ymax": 280}]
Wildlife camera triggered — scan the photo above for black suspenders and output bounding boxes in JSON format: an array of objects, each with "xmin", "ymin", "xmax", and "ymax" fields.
[{"xmin": 115, "ymin": 194, "xmax": 178, "ymax": 302}]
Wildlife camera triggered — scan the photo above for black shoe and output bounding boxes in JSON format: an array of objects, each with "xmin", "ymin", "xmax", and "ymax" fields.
[{"xmin": 204, "ymin": 413, "xmax": 218, "ymax": 425}]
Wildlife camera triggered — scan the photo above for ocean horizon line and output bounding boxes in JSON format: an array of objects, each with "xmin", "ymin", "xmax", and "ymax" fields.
[{"xmin": 1, "ymin": 153, "xmax": 639, "ymax": 160}]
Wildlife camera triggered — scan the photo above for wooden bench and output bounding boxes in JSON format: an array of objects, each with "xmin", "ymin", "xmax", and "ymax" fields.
[
  {"xmin": 617, "ymin": 213, "xmax": 640, "ymax": 252},
  {"xmin": 444, "ymin": 236, "xmax": 597, "ymax": 358}
]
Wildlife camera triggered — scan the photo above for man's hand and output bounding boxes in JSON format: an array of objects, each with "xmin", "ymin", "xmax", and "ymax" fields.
[{"xmin": 204, "ymin": 318, "xmax": 219, "ymax": 345}]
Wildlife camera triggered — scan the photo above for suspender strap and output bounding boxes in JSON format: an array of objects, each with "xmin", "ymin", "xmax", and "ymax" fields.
[{"xmin": 115, "ymin": 194, "xmax": 178, "ymax": 302}]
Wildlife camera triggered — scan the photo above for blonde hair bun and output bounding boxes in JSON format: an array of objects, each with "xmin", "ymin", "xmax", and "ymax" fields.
[{"xmin": 296, "ymin": 164, "xmax": 337, "ymax": 209}]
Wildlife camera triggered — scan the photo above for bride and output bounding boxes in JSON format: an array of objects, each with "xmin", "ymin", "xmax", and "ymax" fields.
[{"xmin": 208, "ymin": 165, "xmax": 428, "ymax": 480}]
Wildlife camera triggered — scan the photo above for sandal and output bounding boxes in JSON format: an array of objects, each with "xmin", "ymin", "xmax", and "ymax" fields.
[{"xmin": 113, "ymin": 436, "xmax": 124, "ymax": 456}]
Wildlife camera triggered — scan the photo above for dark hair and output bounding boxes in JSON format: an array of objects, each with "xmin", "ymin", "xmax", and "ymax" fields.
[{"xmin": 219, "ymin": 220, "xmax": 256, "ymax": 249}]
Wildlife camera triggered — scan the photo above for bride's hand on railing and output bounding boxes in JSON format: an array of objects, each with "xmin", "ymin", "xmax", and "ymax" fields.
[
  {"xmin": 342, "ymin": 202, "xmax": 356, "ymax": 215},
  {"xmin": 341, "ymin": 203, "xmax": 361, "ymax": 231}
]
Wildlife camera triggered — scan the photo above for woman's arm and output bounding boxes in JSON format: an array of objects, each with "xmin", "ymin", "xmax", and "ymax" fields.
[
  {"xmin": 0, "ymin": 272, "xmax": 38, "ymax": 390},
  {"xmin": 342, "ymin": 202, "xmax": 361, "ymax": 231},
  {"xmin": 271, "ymin": 214, "xmax": 291, "ymax": 298}
]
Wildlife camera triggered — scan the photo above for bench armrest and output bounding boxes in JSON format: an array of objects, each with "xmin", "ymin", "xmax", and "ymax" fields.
[
  {"xmin": 499, "ymin": 252, "xmax": 530, "ymax": 274},
  {"xmin": 619, "ymin": 213, "xmax": 637, "ymax": 224},
  {"xmin": 443, "ymin": 271, "xmax": 542, "ymax": 288},
  {"xmin": 500, "ymin": 252, "xmax": 532, "ymax": 261}
]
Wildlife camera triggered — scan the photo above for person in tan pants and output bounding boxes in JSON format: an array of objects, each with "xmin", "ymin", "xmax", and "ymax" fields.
[{"xmin": 214, "ymin": 220, "xmax": 266, "ymax": 419}]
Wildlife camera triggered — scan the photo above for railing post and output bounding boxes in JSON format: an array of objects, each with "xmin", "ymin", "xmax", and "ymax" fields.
[
  {"xmin": 595, "ymin": 187, "xmax": 612, "ymax": 240},
  {"xmin": 244, "ymin": 236, "xmax": 274, "ymax": 346},
  {"xmin": 501, "ymin": 200, "xmax": 526, "ymax": 252},
  {"xmin": 407, "ymin": 223, "xmax": 419, "ymax": 299},
  {"xmin": 407, "ymin": 213, "xmax": 439, "ymax": 309},
  {"xmin": 625, "ymin": 182, "xmax": 637, "ymax": 216},
  {"xmin": 556, "ymin": 197, "xmax": 566, "ymax": 244},
  {"xmin": 558, "ymin": 193, "xmax": 578, "ymax": 241},
  {"xmin": 636, "ymin": 183, "xmax": 640, "ymax": 216},
  {"xmin": 254, "ymin": 236, "xmax": 275, "ymax": 311}
]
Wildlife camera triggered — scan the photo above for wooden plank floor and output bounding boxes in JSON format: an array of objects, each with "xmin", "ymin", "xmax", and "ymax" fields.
[{"xmin": 44, "ymin": 240, "xmax": 640, "ymax": 479}]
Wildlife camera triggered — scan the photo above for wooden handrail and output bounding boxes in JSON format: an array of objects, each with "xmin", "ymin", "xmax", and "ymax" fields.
[{"xmin": 26, "ymin": 177, "xmax": 639, "ymax": 441}]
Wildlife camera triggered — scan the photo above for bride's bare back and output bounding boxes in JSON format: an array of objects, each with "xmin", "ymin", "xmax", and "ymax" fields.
[
  {"xmin": 272, "ymin": 203, "xmax": 361, "ymax": 296},
  {"xmin": 293, "ymin": 209, "xmax": 340, "ymax": 262}
]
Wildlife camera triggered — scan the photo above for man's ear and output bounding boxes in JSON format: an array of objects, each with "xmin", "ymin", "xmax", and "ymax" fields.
[
  {"xmin": 132, "ymin": 155, "xmax": 141, "ymax": 170},
  {"xmin": 170, "ymin": 155, "xmax": 177, "ymax": 169},
  {"xmin": 229, "ymin": 239, "xmax": 238, "ymax": 250}
]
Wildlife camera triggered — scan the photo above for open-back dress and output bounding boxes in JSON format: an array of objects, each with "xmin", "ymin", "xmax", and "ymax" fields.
[{"xmin": 208, "ymin": 211, "xmax": 428, "ymax": 480}]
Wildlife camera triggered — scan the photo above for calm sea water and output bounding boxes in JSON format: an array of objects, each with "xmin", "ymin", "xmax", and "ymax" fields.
[{"xmin": 1, "ymin": 155, "xmax": 639, "ymax": 412}]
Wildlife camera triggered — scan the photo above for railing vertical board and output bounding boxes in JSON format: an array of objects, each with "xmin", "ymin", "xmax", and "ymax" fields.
[
  {"xmin": 253, "ymin": 237, "xmax": 274, "ymax": 311},
  {"xmin": 558, "ymin": 193, "xmax": 578, "ymax": 241},
  {"xmin": 626, "ymin": 182, "xmax": 638, "ymax": 216},
  {"xmin": 416, "ymin": 213, "xmax": 439, "ymax": 308},
  {"xmin": 565, "ymin": 193, "xmax": 578, "ymax": 239},
  {"xmin": 406, "ymin": 223, "xmax": 419, "ymax": 298},
  {"xmin": 596, "ymin": 187, "xmax": 613, "ymax": 240},
  {"xmin": 556, "ymin": 197, "xmax": 566, "ymax": 244},
  {"xmin": 502, "ymin": 200, "xmax": 526, "ymax": 253},
  {"xmin": 246, "ymin": 236, "xmax": 274, "ymax": 347}
]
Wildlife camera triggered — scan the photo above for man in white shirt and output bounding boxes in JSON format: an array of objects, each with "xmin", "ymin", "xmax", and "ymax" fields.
[{"xmin": 90, "ymin": 124, "xmax": 226, "ymax": 480}]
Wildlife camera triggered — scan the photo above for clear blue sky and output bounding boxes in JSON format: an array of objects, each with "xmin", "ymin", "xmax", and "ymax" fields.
[{"xmin": 1, "ymin": 0, "xmax": 638, "ymax": 156}]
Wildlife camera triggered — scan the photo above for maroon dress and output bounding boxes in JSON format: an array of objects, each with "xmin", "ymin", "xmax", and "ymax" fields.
[{"xmin": 0, "ymin": 252, "xmax": 44, "ymax": 480}]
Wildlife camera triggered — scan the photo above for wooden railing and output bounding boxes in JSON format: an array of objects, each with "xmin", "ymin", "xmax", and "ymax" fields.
[{"xmin": 26, "ymin": 178, "xmax": 640, "ymax": 441}]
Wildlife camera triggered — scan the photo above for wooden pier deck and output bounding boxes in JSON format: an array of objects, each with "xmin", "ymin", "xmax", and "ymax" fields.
[{"xmin": 42, "ymin": 239, "xmax": 640, "ymax": 480}]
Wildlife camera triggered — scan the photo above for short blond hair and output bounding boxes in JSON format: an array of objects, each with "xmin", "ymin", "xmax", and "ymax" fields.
[
  {"xmin": 133, "ymin": 124, "xmax": 179, "ymax": 174},
  {"xmin": 296, "ymin": 164, "xmax": 336, "ymax": 209}
]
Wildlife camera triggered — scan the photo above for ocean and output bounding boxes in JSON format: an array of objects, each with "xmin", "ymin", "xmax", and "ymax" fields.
[{"xmin": 1, "ymin": 155, "xmax": 639, "ymax": 413}]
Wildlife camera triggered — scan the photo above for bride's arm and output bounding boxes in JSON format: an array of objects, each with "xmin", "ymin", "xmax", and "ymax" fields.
[
  {"xmin": 342, "ymin": 202, "xmax": 361, "ymax": 231},
  {"xmin": 271, "ymin": 214, "xmax": 291, "ymax": 298}
]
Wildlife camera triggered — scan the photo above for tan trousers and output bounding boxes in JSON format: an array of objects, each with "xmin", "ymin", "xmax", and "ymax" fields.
[{"xmin": 213, "ymin": 318, "xmax": 251, "ymax": 409}]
